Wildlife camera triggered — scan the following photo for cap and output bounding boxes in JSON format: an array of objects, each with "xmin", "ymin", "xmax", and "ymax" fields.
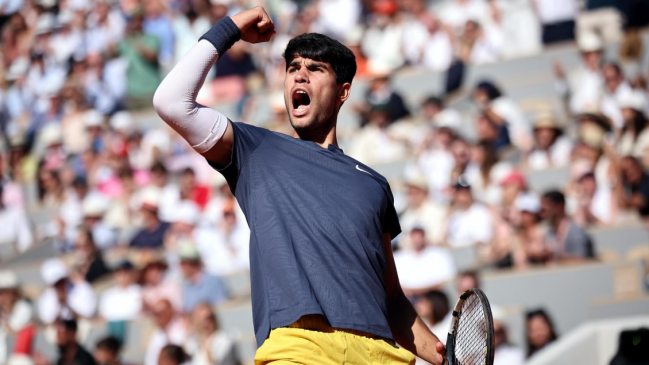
[
  {"xmin": 579, "ymin": 123, "xmax": 606, "ymax": 149},
  {"xmin": 5, "ymin": 58, "xmax": 30, "ymax": 81},
  {"xmin": 0, "ymin": 270, "xmax": 18, "ymax": 289},
  {"xmin": 41, "ymin": 258, "xmax": 68, "ymax": 285},
  {"xmin": 178, "ymin": 241, "xmax": 201, "ymax": 261},
  {"xmin": 618, "ymin": 90, "xmax": 646, "ymax": 111},
  {"xmin": 35, "ymin": 13, "xmax": 56, "ymax": 35},
  {"xmin": 82, "ymin": 194, "xmax": 108, "ymax": 218},
  {"xmin": 533, "ymin": 111, "xmax": 562, "ymax": 131},
  {"xmin": 84, "ymin": 109, "xmax": 104, "ymax": 128},
  {"xmin": 501, "ymin": 171, "xmax": 526, "ymax": 188},
  {"xmin": 138, "ymin": 186, "xmax": 161, "ymax": 210},
  {"xmin": 578, "ymin": 32, "xmax": 603, "ymax": 52},
  {"xmin": 39, "ymin": 123, "xmax": 63, "ymax": 147},
  {"xmin": 404, "ymin": 173, "xmax": 428, "ymax": 191},
  {"xmin": 173, "ymin": 201, "xmax": 200, "ymax": 225},
  {"xmin": 110, "ymin": 111, "xmax": 133, "ymax": 132},
  {"xmin": 515, "ymin": 193, "xmax": 541, "ymax": 214}
]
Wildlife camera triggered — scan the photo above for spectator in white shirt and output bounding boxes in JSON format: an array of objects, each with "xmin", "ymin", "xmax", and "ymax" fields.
[
  {"xmin": 0, "ymin": 184, "xmax": 33, "ymax": 254},
  {"xmin": 569, "ymin": 172, "xmax": 615, "ymax": 227},
  {"xmin": 37, "ymin": 258, "xmax": 97, "ymax": 325},
  {"xmin": 361, "ymin": 2, "xmax": 404, "ymax": 73},
  {"xmin": 99, "ymin": 260, "xmax": 142, "ymax": 342},
  {"xmin": 446, "ymin": 180, "xmax": 493, "ymax": 247},
  {"xmin": 554, "ymin": 32, "xmax": 605, "ymax": 115},
  {"xmin": 313, "ymin": 0, "xmax": 361, "ymax": 41},
  {"xmin": 437, "ymin": 0, "xmax": 490, "ymax": 34},
  {"xmin": 184, "ymin": 303, "xmax": 238, "ymax": 365},
  {"xmin": 399, "ymin": 173, "xmax": 447, "ymax": 247},
  {"xmin": 419, "ymin": 16, "xmax": 453, "ymax": 72},
  {"xmin": 144, "ymin": 299, "xmax": 188, "ymax": 365},
  {"xmin": 525, "ymin": 111, "xmax": 573, "ymax": 171},
  {"xmin": 0, "ymin": 270, "xmax": 35, "ymax": 364},
  {"xmin": 493, "ymin": 318, "xmax": 525, "ymax": 365},
  {"xmin": 616, "ymin": 90, "xmax": 649, "ymax": 158},
  {"xmin": 395, "ymin": 226, "xmax": 457, "ymax": 296},
  {"xmin": 601, "ymin": 62, "xmax": 634, "ymax": 129}
]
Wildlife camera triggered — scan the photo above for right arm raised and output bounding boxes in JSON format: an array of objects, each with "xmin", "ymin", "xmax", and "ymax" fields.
[{"xmin": 152, "ymin": 8, "xmax": 275, "ymax": 167}]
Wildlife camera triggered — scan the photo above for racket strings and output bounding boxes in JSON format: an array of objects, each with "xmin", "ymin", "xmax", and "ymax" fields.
[{"xmin": 454, "ymin": 294, "xmax": 487, "ymax": 365}]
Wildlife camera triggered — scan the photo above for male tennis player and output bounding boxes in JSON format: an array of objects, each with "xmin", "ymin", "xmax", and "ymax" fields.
[{"xmin": 153, "ymin": 6, "xmax": 446, "ymax": 365}]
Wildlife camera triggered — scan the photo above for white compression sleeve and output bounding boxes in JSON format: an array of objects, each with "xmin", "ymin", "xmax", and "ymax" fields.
[{"xmin": 153, "ymin": 40, "xmax": 227, "ymax": 154}]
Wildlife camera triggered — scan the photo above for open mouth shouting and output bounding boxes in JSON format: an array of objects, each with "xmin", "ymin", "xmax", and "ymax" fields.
[{"xmin": 292, "ymin": 88, "xmax": 311, "ymax": 117}]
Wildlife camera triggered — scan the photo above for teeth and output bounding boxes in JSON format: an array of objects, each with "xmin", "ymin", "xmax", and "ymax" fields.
[
  {"xmin": 297, "ymin": 105, "xmax": 307, "ymax": 111},
  {"xmin": 297, "ymin": 90, "xmax": 306, "ymax": 94}
]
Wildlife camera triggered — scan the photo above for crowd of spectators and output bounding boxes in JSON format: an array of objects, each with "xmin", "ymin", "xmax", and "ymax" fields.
[{"xmin": 0, "ymin": 0, "xmax": 648, "ymax": 364}]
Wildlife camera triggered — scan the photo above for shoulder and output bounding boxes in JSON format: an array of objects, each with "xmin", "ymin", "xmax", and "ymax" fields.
[{"xmin": 346, "ymin": 158, "xmax": 390, "ymax": 186}]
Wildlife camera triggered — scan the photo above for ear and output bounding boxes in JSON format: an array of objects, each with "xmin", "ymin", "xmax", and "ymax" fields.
[{"xmin": 338, "ymin": 83, "xmax": 351, "ymax": 103}]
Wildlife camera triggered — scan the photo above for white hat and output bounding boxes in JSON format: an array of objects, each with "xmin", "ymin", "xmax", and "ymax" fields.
[
  {"xmin": 0, "ymin": 270, "xmax": 18, "ymax": 289},
  {"xmin": 41, "ymin": 258, "xmax": 68, "ymax": 285},
  {"xmin": 139, "ymin": 186, "xmax": 161, "ymax": 210},
  {"xmin": 39, "ymin": 123, "xmax": 63, "ymax": 147},
  {"xmin": 35, "ymin": 13, "xmax": 56, "ymax": 35},
  {"xmin": 68, "ymin": 0, "xmax": 92, "ymax": 11},
  {"xmin": 515, "ymin": 193, "xmax": 541, "ymax": 214},
  {"xmin": 110, "ymin": 111, "xmax": 133, "ymax": 132},
  {"xmin": 7, "ymin": 355, "xmax": 35, "ymax": 365},
  {"xmin": 84, "ymin": 109, "xmax": 104, "ymax": 128},
  {"xmin": 57, "ymin": 11, "xmax": 73, "ymax": 27},
  {"xmin": 36, "ymin": 0, "xmax": 56, "ymax": 8},
  {"xmin": 82, "ymin": 194, "xmax": 108, "ymax": 217},
  {"xmin": 5, "ymin": 58, "xmax": 30, "ymax": 81},
  {"xmin": 618, "ymin": 90, "xmax": 646, "ymax": 111},
  {"xmin": 578, "ymin": 32, "xmax": 602, "ymax": 52},
  {"xmin": 173, "ymin": 201, "xmax": 200, "ymax": 225},
  {"xmin": 178, "ymin": 240, "xmax": 201, "ymax": 261}
]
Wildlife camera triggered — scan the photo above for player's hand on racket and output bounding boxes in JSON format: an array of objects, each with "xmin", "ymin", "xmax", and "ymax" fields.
[
  {"xmin": 434, "ymin": 341, "xmax": 446, "ymax": 365},
  {"xmin": 231, "ymin": 6, "xmax": 275, "ymax": 44}
]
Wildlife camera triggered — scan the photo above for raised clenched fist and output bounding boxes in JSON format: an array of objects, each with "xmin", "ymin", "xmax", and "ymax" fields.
[{"xmin": 231, "ymin": 6, "xmax": 276, "ymax": 44}]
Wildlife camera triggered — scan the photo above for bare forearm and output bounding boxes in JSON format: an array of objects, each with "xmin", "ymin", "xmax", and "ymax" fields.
[{"xmin": 388, "ymin": 290, "xmax": 443, "ymax": 364}]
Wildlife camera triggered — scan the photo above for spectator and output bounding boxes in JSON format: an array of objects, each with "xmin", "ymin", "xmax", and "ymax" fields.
[
  {"xmin": 533, "ymin": 0, "xmax": 578, "ymax": 44},
  {"xmin": 179, "ymin": 168, "xmax": 210, "ymax": 211},
  {"xmin": 399, "ymin": 173, "xmax": 447, "ymax": 247},
  {"xmin": 99, "ymin": 261, "xmax": 142, "ymax": 343},
  {"xmin": 72, "ymin": 227, "xmax": 110, "ymax": 283},
  {"xmin": 618, "ymin": 155, "xmax": 649, "ymax": 221},
  {"xmin": 144, "ymin": 300, "xmax": 188, "ymax": 365},
  {"xmin": 412, "ymin": 290, "xmax": 451, "ymax": 364},
  {"xmin": 0, "ymin": 271, "xmax": 36, "ymax": 363},
  {"xmin": 37, "ymin": 258, "xmax": 97, "ymax": 325},
  {"xmin": 130, "ymin": 186, "xmax": 170, "ymax": 249},
  {"xmin": 616, "ymin": 91, "xmax": 649, "ymax": 158},
  {"xmin": 473, "ymin": 81, "xmax": 531, "ymax": 151},
  {"xmin": 395, "ymin": 226, "xmax": 457, "ymax": 296},
  {"xmin": 93, "ymin": 337, "xmax": 122, "ymax": 365},
  {"xmin": 0, "ymin": 184, "xmax": 33, "ymax": 253},
  {"xmin": 355, "ymin": 75, "xmax": 410, "ymax": 127},
  {"xmin": 456, "ymin": 271, "xmax": 480, "ymax": 295},
  {"xmin": 361, "ymin": 1, "xmax": 404, "ymax": 73},
  {"xmin": 157, "ymin": 345, "xmax": 189, "ymax": 365},
  {"xmin": 467, "ymin": 140, "xmax": 512, "ymax": 204},
  {"xmin": 525, "ymin": 112, "xmax": 573, "ymax": 171},
  {"xmin": 140, "ymin": 257, "xmax": 182, "ymax": 313},
  {"xmin": 418, "ymin": 96, "xmax": 462, "ymax": 131},
  {"xmin": 540, "ymin": 190, "xmax": 595, "ymax": 261},
  {"xmin": 417, "ymin": 126, "xmax": 457, "ymax": 203},
  {"xmin": 455, "ymin": 19, "xmax": 503, "ymax": 66},
  {"xmin": 554, "ymin": 32, "xmax": 604, "ymax": 114},
  {"xmin": 184, "ymin": 303, "xmax": 238, "ymax": 365},
  {"xmin": 177, "ymin": 242, "xmax": 228, "ymax": 313},
  {"xmin": 446, "ymin": 180, "xmax": 493, "ymax": 247},
  {"xmin": 142, "ymin": 0, "xmax": 174, "ymax": 69},
  {"xmin": 55, "ymin": 319, "xmax": 97, "ymax": 365},
  {"xmin": 570, "ymin": 172, "xmax": 616, "ymax": 227},
  {"xmin": 419, "ymin": 16, "xmax": 453, "ymax": 72},
  {"xmin": 601, "ymin": 63, "xmax": 634, "ymax": 129},
  {"xmin": 80, "ymin": 194, "xmax": 118, "ymax": 251},
  {"xmin": 117, "ymin": 8, "xmax": 160, "ymax": 110},
  {"xmin": 437, "ymin": 0, "xmax": 491, "ymax": 34},
  {"xmin": 512, "ymin": 193, "xmax": 552, "ymax": 267},
  {"xmin": 202, "ymin": 201, "xmax": 249, "ymax": 276},
  {"xmin": 493, "ymin": 317, "xmax": 525, "ymax": 365},
  {"xmin": 148, "ymin": 162, "xmax": 181, "ymax": 223},
  {"xmin": 348, "ymin": 107, "xmax": 409, "ymax": 166},
  {"xmin": 526, "ymin": 309, "xmax": 558, "ymax": 358}
]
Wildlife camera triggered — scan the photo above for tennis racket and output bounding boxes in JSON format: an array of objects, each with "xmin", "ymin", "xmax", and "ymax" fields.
[{"xmin": 441, "ymin": 288, "xmax": 495, "ymax": 365}]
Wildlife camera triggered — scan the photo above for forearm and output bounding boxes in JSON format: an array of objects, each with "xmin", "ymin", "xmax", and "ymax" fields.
[
  {"xmin": 388, "ymin": 289, "xmax": 443, "ymax": 363},
  {"xmin": 153, "ymin": 17, "xmax": 240, "ymax": 154}
]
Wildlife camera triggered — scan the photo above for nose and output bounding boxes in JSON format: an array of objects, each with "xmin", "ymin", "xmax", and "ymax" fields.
[{"xmin": 295, "ymin": 67, "xmax": 308, "ymax": 83}]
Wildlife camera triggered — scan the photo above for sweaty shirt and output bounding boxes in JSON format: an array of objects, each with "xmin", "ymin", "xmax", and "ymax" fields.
[{"xmin": 211, "ymin": 122, "xmax": 401, "ymax": 347}]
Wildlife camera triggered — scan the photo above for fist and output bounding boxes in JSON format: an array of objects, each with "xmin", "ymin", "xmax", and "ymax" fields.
[{"xmin": 231, "ymin": 6, "xmax": 275, "ymax": 44}]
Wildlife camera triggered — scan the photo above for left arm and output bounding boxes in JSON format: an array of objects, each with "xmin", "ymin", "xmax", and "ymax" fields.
[{"xmin": 383, "ymin": 233, "xmax": 446, "ymax": 365}]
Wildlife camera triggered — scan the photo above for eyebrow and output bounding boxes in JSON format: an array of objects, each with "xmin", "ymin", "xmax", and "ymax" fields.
[{"xmin": 288, "ymin": 61, "xmax": 327, "ymax": 69}]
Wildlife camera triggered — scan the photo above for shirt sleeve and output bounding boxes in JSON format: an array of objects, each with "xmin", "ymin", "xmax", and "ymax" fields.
[
  {"xmin": 383, "ymin": 186, "xmax": 402, "ymax": 240},
  {"xmin": 207, "ymin": 122, "xmax": 268, "ymax": 193}
]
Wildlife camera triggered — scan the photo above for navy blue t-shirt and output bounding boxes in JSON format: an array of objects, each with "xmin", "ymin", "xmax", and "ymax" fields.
[{"xmin": 211, "ymin": 122, "xmax": 401, "ymax": 347}]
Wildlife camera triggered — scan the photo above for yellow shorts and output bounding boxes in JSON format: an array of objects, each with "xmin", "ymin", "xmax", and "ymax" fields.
[{"xmin": 254, "ymin": 315, "xmax": 416, "ymax": 365}]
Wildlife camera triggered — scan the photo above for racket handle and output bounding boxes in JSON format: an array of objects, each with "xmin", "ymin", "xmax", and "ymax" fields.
[{"xmin": 441, "ymin": 354, "xmax": 448, "ymax": 365}]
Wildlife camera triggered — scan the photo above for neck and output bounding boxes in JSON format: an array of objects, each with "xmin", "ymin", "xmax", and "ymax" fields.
[
  {"xmin": 551, "ymin": 215, "xmax": 566, "ymax": 230},
  {"xmin": 292, "ymin": 120, "xmax": 338, "ymax": 148}
]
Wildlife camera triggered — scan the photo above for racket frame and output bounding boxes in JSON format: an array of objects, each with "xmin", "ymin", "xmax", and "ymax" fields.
[{"xmin": 441, "ymin": 288, "xmax": 495, "ymax": 365}]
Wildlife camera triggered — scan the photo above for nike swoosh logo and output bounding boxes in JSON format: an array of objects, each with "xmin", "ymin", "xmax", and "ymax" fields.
[{"xmin": 356, "ymin": 165, "xmax": 372, "ymax": 175}]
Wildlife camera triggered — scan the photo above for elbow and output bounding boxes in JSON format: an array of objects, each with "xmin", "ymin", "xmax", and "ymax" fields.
[{"xmin": 152, "ymin": 84, "xmax": 171, "ymax": 121}]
